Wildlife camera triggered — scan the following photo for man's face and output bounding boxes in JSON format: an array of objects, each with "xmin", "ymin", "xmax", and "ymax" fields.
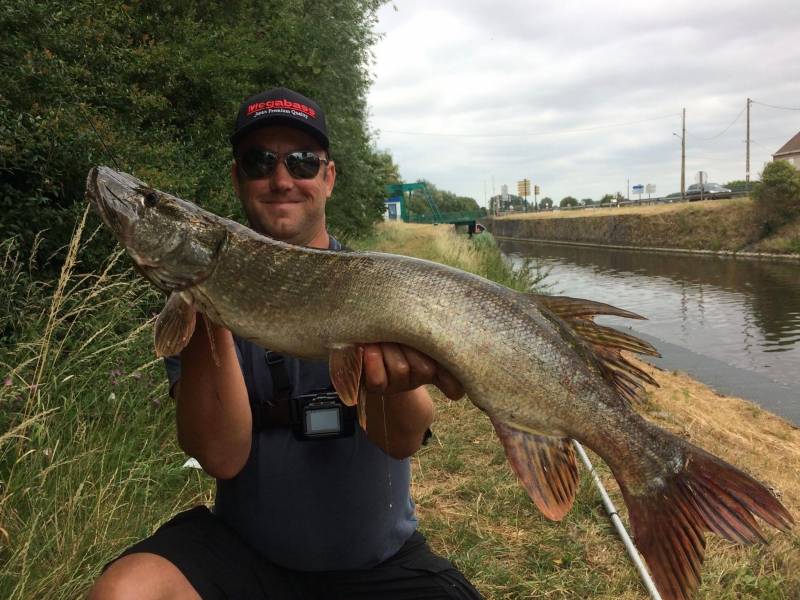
[{"xmin": 231, "ymin": 125, "xmax": 336, "ymax": 248}]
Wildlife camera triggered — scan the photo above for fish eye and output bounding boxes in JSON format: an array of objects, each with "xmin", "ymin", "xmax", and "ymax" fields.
[{"xmin": 144, "ymin": 191, "xmax": 159, "ymax": 208}]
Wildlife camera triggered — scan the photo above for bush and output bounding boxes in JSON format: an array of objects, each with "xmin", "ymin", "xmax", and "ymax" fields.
[
  {"xmin": 560, "ymin": 196, "xmax": 578, "ymax": 208},
  {"xmin": 0, "ymin": 1, "xmax": 392, "ymax": 274},
  {"xmin": 752, "ymin": 160, "xmax": 800, "ymax": 234}
]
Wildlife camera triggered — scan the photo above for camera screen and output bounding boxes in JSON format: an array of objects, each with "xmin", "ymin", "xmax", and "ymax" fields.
[{"xmin": 306, "ymin": 407, "xmax": 341, "ymax": 434}]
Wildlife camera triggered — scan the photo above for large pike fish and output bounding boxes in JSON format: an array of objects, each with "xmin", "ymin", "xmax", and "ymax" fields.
[{"xmin": 86, "ymin": 166, "xmax": 793, "ymax": 600}]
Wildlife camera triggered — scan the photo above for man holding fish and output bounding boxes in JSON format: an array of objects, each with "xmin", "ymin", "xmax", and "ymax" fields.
[{"xmin": 89, "ymin": 88, "xmax": 482, "ymax": 600}]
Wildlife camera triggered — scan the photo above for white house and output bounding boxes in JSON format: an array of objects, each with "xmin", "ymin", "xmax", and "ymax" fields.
[{"xmin": 773, "ymin": 131, "xmax": 800, "ymax": 168}]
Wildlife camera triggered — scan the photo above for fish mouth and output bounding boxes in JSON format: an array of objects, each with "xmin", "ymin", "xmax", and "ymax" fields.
[{"xmin": 86, "ymin": 166, "xmax": 152, "ymax": 241}]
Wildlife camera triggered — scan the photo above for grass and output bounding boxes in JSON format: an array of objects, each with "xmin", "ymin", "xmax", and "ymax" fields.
[
  {"xmin": 496, "ymin": 198, "xmax": 751, "ymax": 220},
  {"xmin": 1, "ymin": 220, "xmax": 797, "ymax": 599},
  {"xmin": 492, "ymin": 197, "xmax": 800, "ymax": 255},
  {"xmin": 0, "ymin": 215, "xmax": 212, "ymax": 599}
]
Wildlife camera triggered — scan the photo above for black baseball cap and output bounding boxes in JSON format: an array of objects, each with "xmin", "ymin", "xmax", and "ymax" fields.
[{"xmin": 230, "ymin": 87, "xmax": 329, "ymax": 152}]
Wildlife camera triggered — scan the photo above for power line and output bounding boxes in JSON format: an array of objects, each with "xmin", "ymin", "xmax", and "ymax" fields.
[
  {"xmin": 686, "ymin": 105, "xmax": 746, "ymax": 141},
  {"xmin": 751, "ymin": 99, "xmax": 800, "ymax": 111},
  {"xmin": 378, "ymin": 112, "xmax": 680, "ymax": 138}
]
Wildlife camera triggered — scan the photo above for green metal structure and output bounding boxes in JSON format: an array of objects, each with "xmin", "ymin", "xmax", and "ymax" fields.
[{"xmin": 384, "ymin": 182, "xmax": 482, "ymax": 226}]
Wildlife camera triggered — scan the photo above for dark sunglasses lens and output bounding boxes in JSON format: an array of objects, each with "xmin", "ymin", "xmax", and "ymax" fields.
[
  {"xmin": 285, "ymin": 152, "xmax": 322, "ymax": 179},
  {"xmin": 240, "ymin": 149, "xmax": 278, "ymax": 178}
]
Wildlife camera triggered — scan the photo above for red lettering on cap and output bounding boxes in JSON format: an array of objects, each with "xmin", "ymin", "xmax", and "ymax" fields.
[{"xmin": 246, "ymin": 98, "xmax": 318, "ymax": 119}]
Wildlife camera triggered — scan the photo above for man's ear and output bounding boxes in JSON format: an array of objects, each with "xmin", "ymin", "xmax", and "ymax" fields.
[
  {"xmin": 230, "ymin": 162, "xmax": 241, "ymax": 197},
  {"xmin": 324, "ymin": 160, "xmax": 336, "ymax": 198}
]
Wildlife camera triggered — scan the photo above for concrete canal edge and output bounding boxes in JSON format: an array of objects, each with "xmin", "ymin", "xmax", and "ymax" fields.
[{"xmin": 485, "ymin": 217, "xmax": 800, "ymax": 263}]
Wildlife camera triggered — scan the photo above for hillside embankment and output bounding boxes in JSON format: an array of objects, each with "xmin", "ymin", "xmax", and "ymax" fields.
[{"xmin": 486, "ymin": 198, "xmax": 800, "ymax": 258}]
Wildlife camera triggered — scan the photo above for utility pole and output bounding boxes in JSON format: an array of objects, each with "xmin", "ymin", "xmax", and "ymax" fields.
[
  {"xmin": 681, "ymin": 107, "xmax": 686, "ymax": 202},
  {"xmin": 746, "ymin": 98, "xmax": 751, "ymax": 191}
]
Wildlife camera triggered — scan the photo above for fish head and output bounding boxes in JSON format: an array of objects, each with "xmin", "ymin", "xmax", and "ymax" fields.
[{"xmin": 86, "ymin": 166, "xmax": 227, "ymax": 292}]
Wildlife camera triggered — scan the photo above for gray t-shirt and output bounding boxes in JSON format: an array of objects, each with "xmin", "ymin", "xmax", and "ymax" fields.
[{"xmin": 164, "ymin": 240, "xmax": 417, "ymax": 571}]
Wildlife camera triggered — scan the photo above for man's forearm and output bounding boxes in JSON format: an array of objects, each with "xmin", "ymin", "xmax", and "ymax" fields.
[
  {"xmin": 364, "ymin": 386, "xmax": 434, "ymax": 459},
  {"xmin": 176, "ymin": 317, "xmax": 252, "ymax": 479}
]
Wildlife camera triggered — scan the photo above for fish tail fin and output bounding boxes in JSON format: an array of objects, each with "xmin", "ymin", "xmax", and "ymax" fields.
[{"xmin": 618, "ymin": 442, "xmax": 794, "ymax": 600}]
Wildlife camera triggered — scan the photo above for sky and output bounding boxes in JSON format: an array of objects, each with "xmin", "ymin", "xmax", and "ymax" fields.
[{"xmin": 366, "ymin": 0, "xmax": 800, "ymax": 206}]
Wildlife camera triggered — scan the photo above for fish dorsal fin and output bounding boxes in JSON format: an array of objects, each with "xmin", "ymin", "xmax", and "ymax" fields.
[
  {"xmin": 491, "ymin": 419, "xmax": 579, "ymax": 521},
  {"xmin": 532, "ymin": 294, "xmax": 661, "ymax": 404}
]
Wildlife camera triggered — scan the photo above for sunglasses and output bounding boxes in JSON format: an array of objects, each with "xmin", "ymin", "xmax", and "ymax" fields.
[{"xmin": 237, "ymin": 148, "xmax": 329, "ymax": 180}]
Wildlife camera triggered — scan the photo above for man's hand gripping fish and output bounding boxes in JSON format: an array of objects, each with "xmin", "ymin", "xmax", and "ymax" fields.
[{"xmin": 86, "ymin": 166, "xmax": 793, "ymax": 600}]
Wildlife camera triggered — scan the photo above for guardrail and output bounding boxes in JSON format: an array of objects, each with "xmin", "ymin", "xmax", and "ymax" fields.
[
  {"xmin": 406, "ymin": 211, "xmax": 484, "ymax": 224},
  {"xmin": 494, "ymin": 190, "xmax": 751, "ymax": 216}
]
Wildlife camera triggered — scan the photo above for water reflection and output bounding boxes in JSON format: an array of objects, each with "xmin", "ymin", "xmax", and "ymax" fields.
[{"xmin": 501, "ymin": 240, "xmax": 800, "ymax": 390}]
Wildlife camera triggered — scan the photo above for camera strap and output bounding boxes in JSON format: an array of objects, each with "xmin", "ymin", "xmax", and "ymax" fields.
[{"xmin": 253, "ymin": 350, "xmax": 293, "ymax": 430}]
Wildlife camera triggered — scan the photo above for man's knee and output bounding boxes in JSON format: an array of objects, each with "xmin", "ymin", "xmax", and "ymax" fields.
[{"xmin": 87, "ymin": 552, "xmax": 200, "ymax": 600}]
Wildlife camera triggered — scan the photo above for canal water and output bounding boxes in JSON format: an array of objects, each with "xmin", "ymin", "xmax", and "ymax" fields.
[{"xmin": 499, "ymin": 240, "xmax": 800, "ymax": 424}]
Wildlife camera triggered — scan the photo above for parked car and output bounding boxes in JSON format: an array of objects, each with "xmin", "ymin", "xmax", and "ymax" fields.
[{"xmin": 685, "ymin": 183, "xmax": 733, "ymax": 201}]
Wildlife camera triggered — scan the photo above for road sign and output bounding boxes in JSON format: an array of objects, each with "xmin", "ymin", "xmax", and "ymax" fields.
[
  {"xmin": 646, "ymin": 184, "xmax": 656, "ymax": 194},
  {"xmin": 517, "ymin": 179, "xmax": 530, "ymax": 196},
  {"xmin": 632, "ymin": 184, "xmax": 644, "ymax": 194},
  {"xmin": 534, "ymin": 184, "xmax": 540, "ymax": 195},
  {"xmin": 695, "ymin": 171, "xmax": 707, "ymax": 184}
]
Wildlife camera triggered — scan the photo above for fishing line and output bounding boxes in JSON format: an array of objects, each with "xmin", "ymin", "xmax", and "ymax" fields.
[
  {"xmin": 53, "ymin": 54, "xmax": 125, "ymax": 171},
  {"xmin": 382, "ymin": 393, "xmax": 393, "ymax": 510},
  {"xmin": 75, "ymin": 101, "xmax": 123, "ymax": 171}
]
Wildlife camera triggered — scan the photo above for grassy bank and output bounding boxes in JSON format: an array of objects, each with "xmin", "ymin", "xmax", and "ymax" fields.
[
  {"xmin": 491, "ymin": 198, "xmax": 800, "ymax": 256},
  {"xmin": 1, "ymin": 221, "xmax": 797, "ymax": 598}
]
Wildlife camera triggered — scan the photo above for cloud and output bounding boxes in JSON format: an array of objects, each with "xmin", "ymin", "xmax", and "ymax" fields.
[{"xmin": 368, "ymin": 0, "xmax": 800, "ymax": 204}]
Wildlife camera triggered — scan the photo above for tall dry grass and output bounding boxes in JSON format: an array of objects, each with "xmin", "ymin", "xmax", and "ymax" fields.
[{"xmin": 0, "ymin": 213, "xmax": 212, "ymax": 599}]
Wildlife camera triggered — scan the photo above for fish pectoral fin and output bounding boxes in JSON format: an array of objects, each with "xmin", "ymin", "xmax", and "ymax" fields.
[
  {"xmin": 329, "ymin": 344, "xmax": 365, "ymax": 408},
  {"xmin": 529, "ymin": 293, "xmax": 661, "ymax": 404},
  {"xmin": 491, "ymin": 418, "xmax": 579, "ymax": 521},
  {"xmin": 154, "ymin": 292, "xmax": 196, "ymax": 357}
]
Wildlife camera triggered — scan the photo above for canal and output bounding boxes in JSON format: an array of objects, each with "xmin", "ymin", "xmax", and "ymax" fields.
[{"xmin": 499, "ymin": 240, "xmax": 800, "ymax": 424}]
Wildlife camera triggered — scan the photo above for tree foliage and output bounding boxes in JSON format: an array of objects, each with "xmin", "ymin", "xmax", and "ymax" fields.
[
  {"xmin": 540, "ymin": 197, "xmax": 553, "ymax": 209},
  {"xmin": 599, "ymin": 194, "xmax": 614, "ymax": 205},
  {"xmin": 752, "ymin": 160, "xmax": 800, "ymax": 234},
  {"xmin": 724, "ymin": 179, "xmax": 755, "ymax": 193},
  {"xmin": 0, "ymin": 0, "xmax": 393, "ymax": 271},
  {"xmin": 581, "ymin": 198, "xmax": 594, "ymax": 206},
  {"xmin": 560, "ymin": 196, "xmax": 578, "ymax": 208},
  {"xmin": 406, "ymin": 180, "xmax": 480, "ymax": 216}
]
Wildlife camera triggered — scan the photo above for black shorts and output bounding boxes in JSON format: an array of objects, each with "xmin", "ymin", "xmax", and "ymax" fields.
[{"xmin": 110, "ymin": 506, "xmax": 483, "ymax": 600}]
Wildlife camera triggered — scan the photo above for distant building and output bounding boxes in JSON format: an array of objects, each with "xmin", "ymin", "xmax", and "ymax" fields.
[
  {"xmin": 773, "ymin": 131, "xmax": 800, "ymax": 168},
  {"xmin": 383, "ymin": 196, "xmax": 405, "ymax": 221}
]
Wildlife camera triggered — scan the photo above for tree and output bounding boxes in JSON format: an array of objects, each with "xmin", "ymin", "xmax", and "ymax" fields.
[
  {"xmin": 582, "ymin": 198, "xmax": 595, "ymax": 206},
  {"xmin": 752, "ymin": 160, "xmax": 800, "ymax": 234},
  {"xmin": 406, "ymin": 180, "xmax": 481, "ymax": 217},
  {"xmin": 540, "ymin": 197, "xmax": 553, "ymax": 209},
  {"xmin": 724, "ymin": 179, "xmax": 756, "ymax": 193},
  {"xmin": 0, "ymin": 0, "xmax": 392, "ymax": 271},
  {"xmin": 599, "ymin": 194, "xmax": 614, "ymax": 205},
  {"xmin": 560, "ymin": 196, "xmax": 578, "ymax": 208}
]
